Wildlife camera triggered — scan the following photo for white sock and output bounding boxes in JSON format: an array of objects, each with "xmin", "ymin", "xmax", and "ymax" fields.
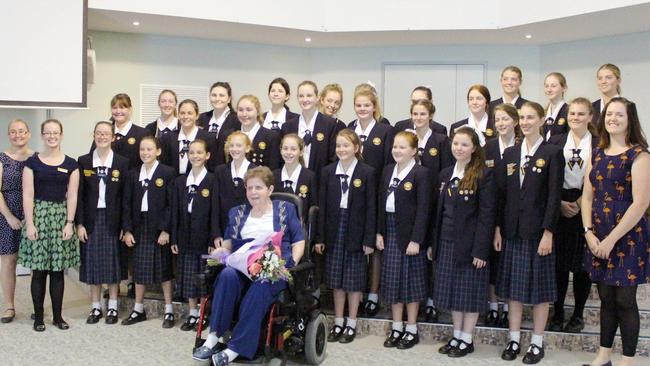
[
  {"xmin": 312, "ymin": 288, "xmax": 320, "ymax": 299},
  {"xmin": 165, "ymin": 304, "xmax": 173, "ymax": 314},
  {"xmin": 453, "ymin": 329, "xmax": 462, "ymax": 339},
  {"xmin": 405, "ymin": 323, "xmax": 417, "ymax": 334},
  {"xmin": 489, "ymin": 302, "xmax": 498, "ymax": 311},
  {"xmin": 367, "ymin": 293, "xmax": 378, "ymax": 303},
  {"xmin": 509, "ymin": 331, "xmax": 521, "ymax": 345},
  {"xmin": 189, "ymin": 308, "xmax": 199, "ymax": 317},
  {"xmin": 531, "ymin": 334, "xmax": 544, "ymax": 348},
  {"xmin": 204, "ymin": 333, "xmax": 220, "ymax": 348},
  {"xmin": 134, "ymin": 303, "xmax": 144, "ymax": 313},
  {"xmin": 92, "ymin": 302, "xmax": 101, "ymax": 310},
  {"xmin": 392, "ymin": 321, "xmax": 403, "ymax": 332},
  {"xmin": 346, "ymin": 318, "xmax": 357, "ymax": 329},
  {"xmin": 334, "ymin": 317, "xmax": 344, "ymax": 327},
  {"xmin": 503, "ymin": 304, "xmax": 509, "ymax": 312},
  {"xmin": 108, "ymin": 299, "xmax": 118, "ymax": 310},
  {"xmin": 460, "ymin": 332, "xmax": 473, "ymax": 346},
  {"xmin": 223, "ymin": 348, "xmax": 239, "ymax": 360},
  {"xmin": 426, "ymin": 298, "xmax": 434, "ymax": 307}
]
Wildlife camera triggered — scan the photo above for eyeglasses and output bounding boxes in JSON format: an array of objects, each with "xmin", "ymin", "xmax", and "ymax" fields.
[
  {"xmin": 42, "ymin": 132, "xmax": 61, "ymax": 137},
  {"xmin": 9, "ymin": 130, "xmax": 28, "ymax": 136}
]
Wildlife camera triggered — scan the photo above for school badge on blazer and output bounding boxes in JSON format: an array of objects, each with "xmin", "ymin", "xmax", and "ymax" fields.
[
  {"xmin": 299, "ymin": 184, "xmax": 308, "ymax": 198},
  {"xmin": 316, "ymin": 132, "xmax": 325, "ymax": 142},
  {"xmin": 258, "ymin": 142, "xmax": 266, "ymax": 150},
  {"xmin": 155, "ymin": 178, "xmax": 164, "ymax": 187},
  {"xmin": 535, "ymin": 159, "xmax": 546, "ymax": 168},
  {"xmin": 429, "ymin": 148, "xmax": 438, "ymax": 156},
  {"xmin": 485, "ymin": 128, "xmax": 494, "ymax": 137},
  {"xmin": 112, "ymin": 170, "xmax": 120, "ymax": 178},
  {"xmin": 128, "ymin": 137, "xmax": 136, "ymax": 145},
  {"xmin": 201, "ymin": 189, "xmax": 210, "ymax": 197},
  {"xmin": 507, "ymin": 163, "xmax": 516, "ymax": 176},
  {"xmin": 353, "ymin": 178, "xmax": 362, "ymax": 188},
  {"xmin": 485, "ymin": 159, "xmax": 494, "ymax": 168},
  {"xmin": 403, "ymin": 182, "xmax": 413, "ymax": 191},
  {"xmin": 372, "ymin": 137, "xmax": 381, "ymax": 146},
  {"xmin": 558, "ymin": 118, "xmax": 566, "ymax": 125},
  {"xmin": 83, "ymin": 169, "xmax": 94, "ymax": 177}
]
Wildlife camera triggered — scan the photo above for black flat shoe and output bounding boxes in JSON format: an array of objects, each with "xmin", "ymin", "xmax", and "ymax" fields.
[
  {"xmin": 383, "ymin": 329, "xmax": 404, "ymax": 348},
  {"xmin": 438, "ymin": 338, "xmax": 458, "ymax": 354},
  {"xmin": 448, "ymin": 340, "xmax": 474, "ymax": 357},
  {"xmin": 363, "ymin": 300, "xmax": 380, "ymax": 317},
  {"xmin": 121, "ymin": 310, "xmax": 147, "ymax": 325},
  {"xmin": 547, "ymin": 317, "xmax": 564, "ymax": 332},
  {"xmin": 501, "ymin": 340, "xmax": 521, "ymax": 361},
  {"xmin": 53, "ymin": 319, "xmax": 70, "ymax": 330},
  {"xmin": 1, "ymin": 308, "xmax": 15, "ymax": 323},
  {"xmin": 484, "ymin": 310, "xmax": 498, "ymax": 327},
  {"xmin": 181, "ymin": 315, "xmax": 198, "ymax": 331},
  {"xmin": 162, "ymin": 313, "xmax": 175, "ymax": 328},
  {"xmin": 563, "ymin": 316, "xmax": 585, "ymax": 333},
  {"xmin": 338, "ymin": 326, "xmax": 356, "ymax": 343},
  {"xmin": 396, "ymin": 331, "xmax": 419, "ymax": 349},
  {"xmin": 86, "ymin": 308, "xmax": 103, "ymax": 324},
  {"xmin": 105, "ymin": 309, "xmax": 118, "ymax": 324},
  {"xmin": 33, "ymin": 319, "xmax": 46, "ymax": 332},
  {"xmin": 522, "ymin": 344, "xmax": 545, "ymax": 364},
  {"xmin": 327, "ymin": 324, "xmax": 345, "ymax": 342},
  {"xmin": 498, "ymin": 311, "xmax": 509, "ymax": 328},
  {"xmin": 424, "ymin": 306, "xmax": 438, "ymax": 323}
]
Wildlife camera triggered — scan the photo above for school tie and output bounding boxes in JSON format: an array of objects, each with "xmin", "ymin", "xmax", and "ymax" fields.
[
  {"xmin": 187, "ymin": 184, "xmax": 198, "ymax": 208},
  {"xmin": 160, "ymin": 128, "xmax": 171, "ymax": 135},
  {"xmin": 521, "ymin": 155, "xmax": 532, "ymax": 177},
  {"xmin": 448, "ymin": 177, "xmax": 460, "ymax": 197},
  {"xmin": 233, "ymin": 177, "xmax": 243, "ymax": 187},
  {"xmin": 359, "ymin": 135, "xmax": 367, "ymax": 144},
  {"xmin": 208, "ymin": 123, "xmax": 220, "ymax": 135},
  {"xmin": 271, "ymin": 121, "xmax": 281, "ymax": 132},
  {"xmin": 180, "ymin": 140, "xmax": 190, "ymax": 158},
  {"xmin": 303, "ymin": 130, "xmax": 313, "ymax": 146},
  {"xmin": 338, "ymin": 174, "xmax": 349, "ymax": 194},
  {"xmin": 115, "ymin": 132, "xmax": 124, "ymax": 141},
  {"xmin": 96, "ymin": 166, "xmax": 108, "ymax": 185},
  {"xmin": 283, "ymin": 180, "xmax": 293, "ymax": 191},
  {"xmin": 387, "ymin": 177, "xmax": 400, "ymax": 195},
  {"xmin": 568, "ymin": 148, "xmax": 583, "ymax": 170},
  {"xmin": 417, "ymin": 147, "xmax": 424, "ymax": 158},
  {"xmin": 545, "ymin": 117, "xmax": 555, "ymax": 126},
  {"xmin": 142, "ymin": 178, "xmax": 150, "ymax": 192}
]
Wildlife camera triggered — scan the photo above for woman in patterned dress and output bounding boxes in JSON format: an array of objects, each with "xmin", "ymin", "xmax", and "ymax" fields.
[
  {"xmin": 0, "ymin": 119, "xmax": 32, "ymax": 323},
  {"xmin": 19, "ymin": 119, "xmax": 80, "ymax": 331},
  {"xmin": 582, "ymin": 97, "xmax": 649, "ymax": 366}
]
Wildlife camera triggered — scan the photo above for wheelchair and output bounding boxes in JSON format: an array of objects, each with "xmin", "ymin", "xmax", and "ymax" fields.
[{"xmin": 193, "ymin": 192, "xmax": 327, "ymax": 365}]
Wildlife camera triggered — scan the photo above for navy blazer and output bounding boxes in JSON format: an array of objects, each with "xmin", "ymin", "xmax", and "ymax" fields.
[
  {"xmin": 122, "ymin": 163, "xmax": 175, "ymax": 235},
  {"xmin": 212, "ymin": 162, "xmax": 257, "ymax": 238},
  {"xmin": 91, "ymin": 123, "xmax": 152, "ymax": 170},
  {"xmin": 394, "ymin": 118, "xmax": 448, "ymax": 136},
  {"xmin": 334, "ymin": 118, "xmax": 347, "ymax": 134},
  {"xmin": 592, "ymin": 99, "xmax": 606, "ymax": 128},
  {"xmin": 347, "ymin": 120, "xmax": 394, "ymax": 181},
  {"xmin": 484, "ymin": 138, "xmax": 508, "ymax": 170},
  {"xmin": 75, "ymin": 152, "xmax": 130, "ymax": 234},
  {"xmin": 144, "ymin": 120, "xmax": 179, "ymax": 138},
  {"xmin": 281, "ymin": 112, "xmax": 337, "ymax": 176},
  {"xmin": 495, "ymin": 141, "xmax": 564, "ymax": 240},
  {"xmin": 378, "ymin": 117, "xmax": 391, "ymax": 125},
  {"xmin": 450, "ymin": 117, "xmax": 497, "ymax": 142},
  {"xmin": 273, "ymin": 167, "xmax": 318, "ymax": 220},
  {"xmin": 248, "ymin": 127, "xmax": 281, "ymax": 170},
  {"xmin": 377, "ymin": 163, "xmax": 431, "ymax": 250},
  {"xmin": 171, "ymin": 172, "xmax": 219, "ymax": 254},
  {"xmin": 159, "ymin": 129, "xmax": 219, "ymax": 175},
  {"xmin": 543, "ymin": 103, "xmax": 569, "ymax": 139},
  {"xmin": 432, "ymin": 168, "xmax": 496, "ymax": 264},
  {"xmin": 489, "ymin": 96, "xmax": 529, "ymax": 115},
  {"xmin": 262, "ymin": 110, "xmax": 300, "ymax": 126},
  {"xmin": 197, "ymin": 110, "xmax": 241, "ymax": 168},
  {"xmin": 317, "ymin": 162, "xmax": 376, "ymax": 251}
]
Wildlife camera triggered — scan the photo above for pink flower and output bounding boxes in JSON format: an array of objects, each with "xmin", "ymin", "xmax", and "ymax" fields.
[{"xmin": 249, "ymin": 262, "xmax": 262, "ymax": 276}]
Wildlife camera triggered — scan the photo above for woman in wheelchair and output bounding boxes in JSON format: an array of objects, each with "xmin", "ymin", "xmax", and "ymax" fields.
[{"xmin": 193, "ymin": 166, "xmax": 305, "ymax": 365}]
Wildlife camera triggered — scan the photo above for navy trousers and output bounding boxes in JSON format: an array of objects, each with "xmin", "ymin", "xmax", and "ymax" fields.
[{"xmin": 209, "ymin": 267, "xmax": 286, "ymax": 359}]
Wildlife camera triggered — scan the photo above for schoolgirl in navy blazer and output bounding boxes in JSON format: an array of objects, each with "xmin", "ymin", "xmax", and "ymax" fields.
[{"xmin": 281, "ymin": 112, "xmax": 337, "ymax": 177}]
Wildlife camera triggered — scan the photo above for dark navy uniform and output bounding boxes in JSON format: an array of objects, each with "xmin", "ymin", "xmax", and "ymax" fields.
[
  {"xmin": 145, "ymin": 118, "xmax": 179, "ymax": 138},
  {"xmin": 543, "ymin": 103, "xmax": 569, "ymax": 140},
  {"xmin": 272, "ymin": 166, "xmax": 318, "ymax": 222},
  {"xmin": 212, "ymin": 161, "xmax": 256, "ymax": 239},
  {"xmin": 347, "ymin": 119, "xmax": 394, "ymax": 182},
  {"xmin": 394, "ymin": 118, "xmax": 448, "ymax": 136},
  {"xmin": 198, "ymin": 109, "xmax": 241, "ymax": 168},
  {"xmin": 159, "ymin": 128, "xmax": 218, "ymax": 175},
  {"xmin": 91, "ymin": 122, "xmax": 152, "ymax": 170},
  {"xmin": 281, "ymin": 112, "xmax": 337, "ymax": 179},
  {"xmin": 450, "ymin": 116, "xmax": 497, "ymax": 143}
]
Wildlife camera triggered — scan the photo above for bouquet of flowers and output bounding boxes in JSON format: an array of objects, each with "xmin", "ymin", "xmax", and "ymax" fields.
[{"xmin": 248, "ymin": 241, "xmax": 292, "ymax": 284}]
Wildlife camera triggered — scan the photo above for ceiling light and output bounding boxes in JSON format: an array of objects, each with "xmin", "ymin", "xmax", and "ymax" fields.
[
  {"xmin": 525, "ymin": 34, "xmax": 532, "ymax": 39},
  {"xmin": 305, "ymin": 37, "xmax": 312, "ymax": 43},
  {"xmin": 132, "ymin": 21, "xmax": 140, "ymax": 26}
]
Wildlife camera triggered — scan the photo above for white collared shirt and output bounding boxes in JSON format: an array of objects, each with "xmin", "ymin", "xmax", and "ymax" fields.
[
  {"xmin": 450, "ymin": 162, "xmax": 465, "ymax": 187},
  {"xmin": 335, "ymin": 158, "xmax": 358, "ymax": 209},
  {"xmin": 281, "ymin": 165, "xmax": 302, "ymax": 193},
  {"xmin": 177, "ymin": 127, "xmax": 199, "ymax": 175},
  {"xmin": 241, "ymin": 211, "xmax": 275, "ymax": 240},
  {"xmin": 354, "ymin": 119, "xmax": 377, "ymax": 144},
  {"xmin": 242, "ymin": 123, "xmax": 261, "ymax": 145},
  {"xmin": 231, "ymin": 159, "xmax": 251, "ymax": 183},
  {"xmin": 563, "ymin": 131, "xmax": 592, "ymax": 189},
  {"xmin": 299, "ymin": 112, "xmax": 319, "ymax": 168},
  {"xmin": 498, "ymin": 134, "xmax": 516, "ymax": 158},
  {"xmin": 502, "ymin": 95, "xmax": 520, "ymax": 106},
  {"xmin": 115, "ymin": 121, "xmax": 133, "ymax": 137},
  {"xmin": 545, "ymin": 101, "xmax": 566, "ymax": 140},
  {"xmin": 465, "ymin": 113, "xmax": 488, "ymax": 146},
  {"xmin": 138, "ymin": 161, "xmax": 159, "ymax": 212},
  {"xmin": 386, "ymin": 158, "xmax": 416, "ymax": 213},
  {"xmin": 417, "ymin": 128, "xmax": 433, "ymax": 164},
  {"xmin": 520, "ymin": 137, "xmax": 544, "ymax": 186},
  {"xmin": 186, "ymin": 167, "xmax": 207, "ymax": 213},
  {"xmin": 209, "ymin": 109, "xmax": 230, "ymax": 137},
  {"xmin": 599, "ymin": 95, "xmax": 619, "ymax": 112},
  {"xmin": 156, "ymin": 117, "xmax": 178, "ymax": 135},
  {"xmin": 263, "ymin": 107, "xmax": 289, "ymax": 130},
  {"xmin": 92, "ymin": 150, "xmax": 114, "ymax": 209}
]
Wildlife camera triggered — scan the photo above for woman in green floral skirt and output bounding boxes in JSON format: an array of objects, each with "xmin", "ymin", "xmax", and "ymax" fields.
[{"xmin": 19, "ymin": 119, "xmax": 80, "ymax": 332}]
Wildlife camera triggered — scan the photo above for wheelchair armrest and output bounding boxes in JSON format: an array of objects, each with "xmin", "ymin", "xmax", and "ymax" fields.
[{"xmin": 288, "ymin": 261, "xmax": 315, "ymax": 273}]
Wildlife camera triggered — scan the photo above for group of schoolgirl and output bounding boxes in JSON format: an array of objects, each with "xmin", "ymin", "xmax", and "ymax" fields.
[{"xmin": 67, "ymin": 63, "xmax": 646, "ymax": 365}]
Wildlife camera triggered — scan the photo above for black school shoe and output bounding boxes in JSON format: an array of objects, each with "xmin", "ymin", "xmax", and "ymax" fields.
[
  {"xmin": 181, "ymin": 315, "xmax": 198, "ymax": 331},
  {"xmin": 105, "ymin": 309, "xmax": 118, "ymax": 324},
  {"xmin": 563, "ymin": 316, "xmax": 585, "ymax": 333},
  {"xmin": 522, "ymin": 344, "xmax": 545, "ymax": 364},
  {"xmin": 162, "ymin": 313, "xmax": 175, "ymax": 328},
  {"xmin": 397, "ymin": 331, "xmax": 419, "ymax": 349},
  {"xmin": 547, "ymin": 316, "xmax": 564, "ymax": 332},
  {"xmin": 383, "ymin": 329, "xmax": 404, "ymax": 348},
  {"xmin": 484, "ymin": 310, "xmax": 499, "ymax": 327},
  {"xmin": 338, "ymin": 326, "xmax": 356, "ymax": 343},
  {"xmin": 424, "ymin": 306, "xmax": 439, "ymax": 323},
  {"xmin": 86, "ymin": 308, "xmax": 103, "ymax": 324},
  {"xmin": 498, "ymin": 311, "xmax": 509, "ymax": 328},
  {"xmin": 448, "ymin": 339, "xmax": 474, "ymax": 358},
  {"xmin": 501, "ymin": 340, "xmax": 521, "ymax": 361},
  {"xmin": 438, "ymin": 338, "xmax": 458, "ymax": 354},
  {"xmin": 363, "ymin": 299, "xmax": 380, "ymax": 317},
  {"xmin": 121, "ymin": 310, "xmax": 147, "ymax": 325},
  {"xmin": 328, "ymin": 324, "xmax": 345, "ymax": 342}
]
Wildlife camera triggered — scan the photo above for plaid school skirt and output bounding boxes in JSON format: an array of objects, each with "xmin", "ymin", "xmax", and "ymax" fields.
[
  {"xmin": 325, "ymin": 209, "xmax": 367, "ymax": 292},
  {"xmin": 177, "ymin": 252, "xmax": 205, "ymax": 299},
  {"xmin": 496, "ymin": 238, "xmax": 557, "ymax": 304},
  {"xmin": 433, "ymin": 239, "xmax": 489, "ymax": 313},
  {"xmin": 380, "ymin": 214, "xmax": 427, "ymax": 304},
  {"xmin": 133, "ymin": 213, "xmax": 173, "ymax": 285},
  {"xmin": 79, "ymin": 209, "xmax": 125, "ymax": 285}
]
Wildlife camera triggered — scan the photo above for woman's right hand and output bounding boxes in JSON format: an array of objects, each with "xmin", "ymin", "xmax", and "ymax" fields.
[
  {"xmin": 560, "ymin": 200, "xmax": 580, "ymax": 218},
  {"xmin": 585, "ymin": 231, "xmax": 600, "ymax": 255},
  {"xmin": 493, "ymin": 227, "xmax": 502, "ymax": 252},
  {"xmin": 123, "ymin": 232, "xmax": 135, "ymax": 247},
  {"xmin": 26, "ymin": 222, "xmax": 38, "ymax": 241},
  {"xmin": 376, "ymin": 234, "xmax": 384, "ymax": 251},
  {"xmin": 5, "ymin": 214, "xmax": 22, "ymax": 230},
  {"xmin": 313, "ymin": 243, "xmax": 325, "ymax": 255},
  {"xmin": 77, "ymin": 225, "xmax": 88, "ymax": 243}
]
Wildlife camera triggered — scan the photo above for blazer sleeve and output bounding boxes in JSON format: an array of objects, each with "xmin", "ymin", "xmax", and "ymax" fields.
[
  {"xmin": 439, "ymin": 136, "xmax": 455, "ymax": 169},
  {"xmin": 158, "ymin": 172, "xmax": 173, "ymax": 233},
  {"xmin": 495, "ymin": 152, "xmax": 508, "ymax": 229},
  {"xmin": 411, "ymin": 168, "xmax": 432, "ymax": 247},
  {"xmin": 542, "ymin": 147, "xmax": 564, "ymax": 233},
  {"xmin": 170, "ymin": 181, "xmax": 180, "ymax": 245},
  {"xmin": 212, "ymin": 175, "xmax": 223, "ymax": 239},
  {"xmin": 75, "ymin": 160, "xmax": 85, "ymax": 227},
  {"xmin": 267, "ymin": 131, "xmax": 281, "ymax": 170},
  {"xmin": 327, "ymin": 123, "xmax": 337, "ymax": 164},
  {"xmin": 122, "ymin": 171, "xmax": 135, "ymax": 233},
  {"xmin": 308, "ymin": 171, "xmax": 318, "ymax": 210},
  {"xmin": 471, "ymin": 170, "xmax": 497, "ymax": 261},
  {"xmin": 363, "ymin": 167, "xmax": 377, "ymax": 248},
  {"xmin": 316, "ymin": 168, "xmax": 328, "ymax": 244},
  {"xmin": 285, "ymin": 203, "xmax": 305, "ymax": 244},
  {"xmin": 376, "ymin": 169, "xmax": 388, "ymax": 237}
]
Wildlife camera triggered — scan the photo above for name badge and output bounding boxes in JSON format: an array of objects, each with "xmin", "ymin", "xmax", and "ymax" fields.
[
  {"xmin": 57, "ymin": 167, "xmax": 68, "ymax": 173},
  {"xmin": 507, "ymin": 163, "xmax": 516, "ymax": 176},
  {"xmin": 83, "ymin": 169, "xmax": 95, "ymax": 176},
  {"xmin": 485, "ymin": 159, "xmax": 494, "ymax": 168}
]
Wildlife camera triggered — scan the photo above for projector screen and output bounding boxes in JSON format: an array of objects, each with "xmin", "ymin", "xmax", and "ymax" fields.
[{"xmin": 0, "ymin": 0, "xmax": 87, "ymax": 108}]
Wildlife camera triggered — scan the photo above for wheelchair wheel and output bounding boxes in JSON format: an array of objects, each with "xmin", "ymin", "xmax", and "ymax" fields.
[{"xmin": 303, "ymin": 313, "xmax": 327, "ymax": 365}]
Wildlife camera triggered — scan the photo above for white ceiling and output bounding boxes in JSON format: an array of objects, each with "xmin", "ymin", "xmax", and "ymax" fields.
[{"xmin": 88, "ymin": 3, "xmax": 650, "ymax": 48}]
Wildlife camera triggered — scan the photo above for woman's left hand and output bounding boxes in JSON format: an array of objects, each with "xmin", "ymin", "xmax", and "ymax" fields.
[
  {"xmin": 595, "ymin": 236, "xmax": 616, "ymax": 260},
  {"xmin": 62, "ymin": 223, "xmax": 74, "ymax": 240},
  {"xmin": 363, "ymin": 245, "xmax": 374, "ymax": 255},
  {"xmin": 157, "ymin": 231, "xmax": 170, "ymax": 245},
  {"xmin": 405, "ymin": 242, "xmax": 420, "ymax": 256},
  {"xmin": 472, "ymin": 257, "xmax": 487, "ymax": 268}
]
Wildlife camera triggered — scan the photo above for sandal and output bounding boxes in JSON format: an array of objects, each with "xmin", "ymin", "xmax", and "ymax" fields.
[{"xmin": 1, "ymin": 308, "xmax": 15, "ymax": 323}]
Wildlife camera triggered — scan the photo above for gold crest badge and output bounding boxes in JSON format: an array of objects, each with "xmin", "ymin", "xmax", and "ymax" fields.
[
  {"xmin": 299, "ymin": 185, "xmax": 308, "ymax": 194},
  {"xmin": 535, "ymin": 159, "xmax": 546, "ymax": 168},
  {"xmin": 558, "ymin": 118, "xmax": 566, "ymax": 125},
  {"xmin": 127, "ymin": 137, "xmax": 136, "ymax": 145},
  {"xmin": 429, "ymin": 148, "xmax": 438, "ymax": 156},
  {"xmin": 258, "ymin": 142, "xmax": 266, "ymax": 150},
  {"xmin": 485, "ymin": 128, "xmax": 494, "ymax": 137},
  {"xmin": 485, "ymin": 159, "xmax": 494, "ymax": 168},
  {"xmin": 201, "ymin": 189, "xmax": 210, "ymax": 198},
  {"xmin": 112, "ymin": 170, "xmax": 120, "ymax": 178},
  {"xmin": 316, "ymin": 132, "xmax": 325, "ymax": 142},
  {"xmin": 353, "ymin": 178, "xmax": 362, "ymax": 188},
  {"xmin": 155, "ymin": 178, "xmax": 164, "ymax": 187},
  {"xmin": 83, "ymin": 169, "xmax": 94, "ymax": 177},
  {"xmin": 372, "ymin": 137, "xmax": 381, "ymax": 146},
  {"xmin": 507, "ymin": 163, "xmax": 516, "ymax": 176},
  {"xmin": 403, "ymin": 182, "xmax": 413, "ymax": 191}
]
